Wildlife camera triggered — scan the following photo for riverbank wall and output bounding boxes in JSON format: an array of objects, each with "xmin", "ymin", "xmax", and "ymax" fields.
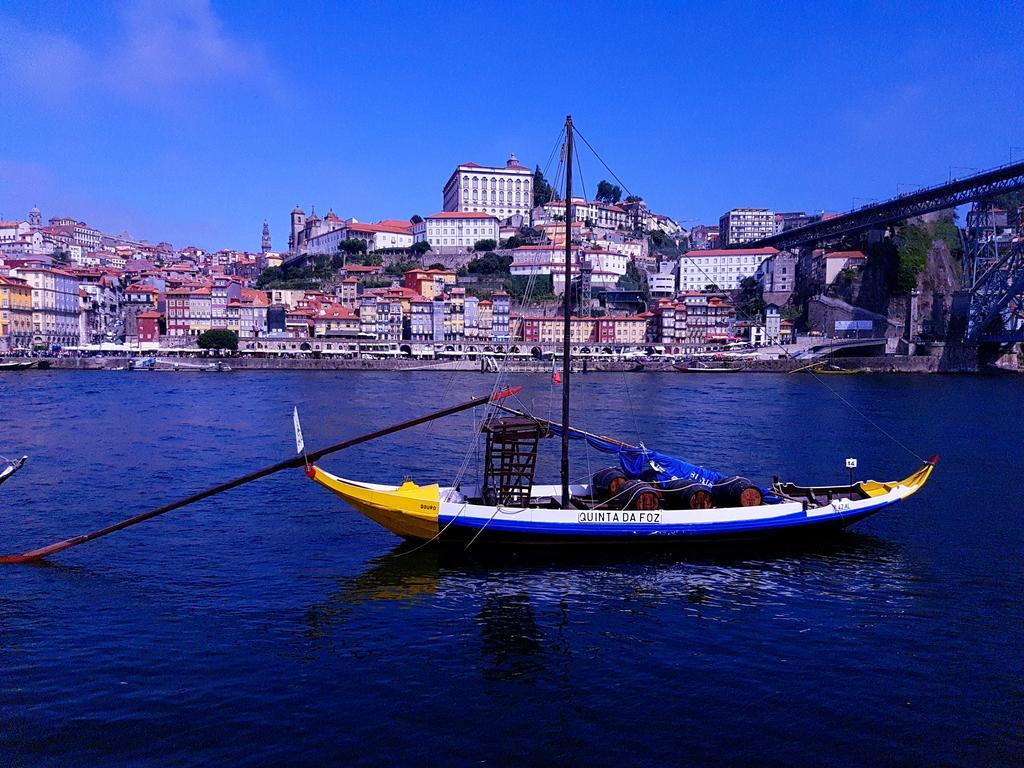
[{"xmin": 21, "ymin": 353, "xmax": 1017, "ymax": 374}]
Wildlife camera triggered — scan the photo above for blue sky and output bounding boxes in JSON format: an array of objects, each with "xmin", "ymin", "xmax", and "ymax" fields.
[{"xmin": 1, "ymin": 0, "xmax": 1021, "ymax": 251}]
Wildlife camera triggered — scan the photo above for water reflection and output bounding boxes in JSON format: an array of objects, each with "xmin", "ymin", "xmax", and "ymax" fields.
[{"xmin": 303, "ymin": 532, "xmax": 917, "ymax": 644}]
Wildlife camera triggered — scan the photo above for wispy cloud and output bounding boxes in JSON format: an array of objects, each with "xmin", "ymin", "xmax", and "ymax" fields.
[{"xmin": 0, "ymin": 1, "xmax": 279, "ymax": 108}]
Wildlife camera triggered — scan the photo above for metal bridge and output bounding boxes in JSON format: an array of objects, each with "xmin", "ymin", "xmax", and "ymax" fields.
[
  {"xmin": 746, "ymin": 160, "xmax": 1024, "ymax": 251},
  {"xmin": 742, "ymin": 160, "xmax": 1024, "ymax": 345},
  {"xmin": 958, "ymin": 202, "xmax": 1024, "ymax": 342}
]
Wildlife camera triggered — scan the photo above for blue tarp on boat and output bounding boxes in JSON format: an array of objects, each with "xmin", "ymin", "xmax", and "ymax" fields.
[
  {"xmin": 549, "ymin": 424, "xmax": 781, "ymax": 502},
  {"xmin": 548, "ymin": 424, "xmax": 722, "ymax": 484}
]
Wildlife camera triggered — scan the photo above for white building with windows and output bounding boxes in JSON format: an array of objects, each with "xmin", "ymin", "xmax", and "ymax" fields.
[
  {"xmin": 533, "ymin": 198, "xmax": 628, "ymax": 230},
  {"xmin": 412, "ymin": 212, "xmax": 500, "ymax": 252},
  {"xmin": 719, "ymin": 208, "xmax": 776, "ymax": 245},
  {"xmin": 305, "ymin": 220, "xmax": 414, "ymax": 255},
  {"xmin": 442, "ymin": 155, "xmax": 533, "ymax": 221},
  {"xmin": 678, "ymin": 247, "xmax": 778, "ymax": 291},
  {"xmin": 510, "ymin": 246, "xmax": 626, "ymax": 295}
]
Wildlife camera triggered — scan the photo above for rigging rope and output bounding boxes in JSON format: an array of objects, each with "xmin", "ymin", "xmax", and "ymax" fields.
[
  {"xmin": 676, "ymin": 250, "xmax": 927, "ymax": 463},
  {"xmin": 575, "ymin": 121, "xmax": 927, "ymax": 465}
]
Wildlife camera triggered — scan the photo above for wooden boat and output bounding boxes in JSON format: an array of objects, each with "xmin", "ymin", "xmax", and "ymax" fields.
[
  {"xmin": 308, "ymin": 453, "xmax": 935, "ymax": 545},
  {"xmin": 0, "ymin": 456, "xmax": 27, "ymax": 486},
  {"xmin": 0, "ymin": 361, "xmax": 36, "ymax": 371},
  {"xmin": 304, "ymin": 116, "xmax": 935, "ymax": 547}
]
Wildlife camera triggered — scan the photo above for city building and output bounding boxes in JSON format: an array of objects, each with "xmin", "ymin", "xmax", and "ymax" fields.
[
  {"xmin": 0, "ymin": 275, "xmax": 33, "ymax": 351},
  {"xmin": 313, "ymin": 305, "xmax": 360, "ymax": 337},
  {"xmin": 123, "ymin": 284, "xmax": 159, "ymax": 344},
  {"xmin": 442, "ymin": 155, "xmax": 533, "ymax": 220},
  {"xmin": 304, "ymin": 220, "xmax": 414, "ymax": 256},
  {"xmin": 689, "ymin": 225, "xmax": 720, "ymax": 250},
  {"xmin": 765, "ymin": 304, "xmax": 782, "ymax": 345},
  {"xmin": 166, "ymin": 287, "xmax": 192, "ymax": 337},
  {"xmin": 652, "ymin": 299, "xmax": 687, "ymax": 344},
  {"xmin": 10, "ymin": 263, "xmax": 81, "ymax": 348},
  {"xmin": 136, "ymin": 311, "xmax": 162, "ymax": 347},
  {"xmin": 77, "ymin": 270, "xmax": 124, "ymax": 343},
  {"xmin": 518, "ymin": 314, "xmax": 647, "ymax": 345},
  {"xmin": 236, "ymin": 288, "xmax": 270, "ymax": 338},
  {"xmin": 404, "ymin": 268, "xmax": 456, "ymax": 300},
  {"xmin": 491, "ymin": 292, "xmax": 511, "ymax": 341},
  {"xmin": 754, "ymin": 250, "xmax": 798, "ymax": 299},
  {"xmin": 411, "ymin": 212, "xmax": 499, "ymax": 252},
  {"xmin": 678, "ymin": 247, "xmax": 778, "ymax": 292},
  {"xmin": 533, "ymin": 198, "xmax": 628, "ymax": 230},
  {"xmin": 509, "ymin": 246, "xmax": 626, "ymax": 294},
  {"xmin": 648, "ymin": 270, "xmax": 676, "ymax": 298},
  {"xmin": 680, "ymin": 292, "xmax": 735, "ymax": 343},
  {"xmin": 816, "ymin": 250, "xmax": 867, "ymax": 286},
  {"xmin": 719, "ymin": 208, "xmax": 775, "ymax": 246}
]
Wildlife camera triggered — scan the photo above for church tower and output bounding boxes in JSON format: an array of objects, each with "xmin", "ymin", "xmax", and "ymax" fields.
[
  {"xmin": 289, "ymin": 205, "xmax": 305, "ymax": 254},
  {"xmin": 261, "ymin": 220, "xmax": 272, "ymax": 253},
  {"xmin": 28, "ymin": 205, "xmax": 41, "ymax": 227}
]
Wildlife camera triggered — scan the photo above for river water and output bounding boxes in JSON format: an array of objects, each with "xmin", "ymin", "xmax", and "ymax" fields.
[{"xmin": 1, "ymin": 370, "xmax": 1021, "ymax": 766}]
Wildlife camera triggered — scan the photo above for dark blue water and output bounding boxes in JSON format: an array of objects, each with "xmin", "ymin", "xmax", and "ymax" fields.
[{"xmin": 1, "ymin": 371, "xmax": 1021, "ymax": 766}]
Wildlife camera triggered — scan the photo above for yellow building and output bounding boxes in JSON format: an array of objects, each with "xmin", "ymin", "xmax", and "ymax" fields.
[{"xmin": 0, "ymin": 275, "xmax": 34, "ymax": 351}]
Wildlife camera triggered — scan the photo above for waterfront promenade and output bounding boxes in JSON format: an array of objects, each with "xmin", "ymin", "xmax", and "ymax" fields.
[{"xmin": 4, "ymin": 353, "xmax": 971, "ymax": 373}]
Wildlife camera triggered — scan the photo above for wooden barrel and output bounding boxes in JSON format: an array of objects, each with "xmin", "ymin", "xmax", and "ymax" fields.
[
  {"xmin": 712, "ymin": 476, "xmax": 764, "ymax": 508},
  {"xmin": 619, "ymin": 480, "xmax": 661, "ymax": 510},
  {"xmin": 659, "ymin": 479, "xmax": 713, "ymax": 510},
  {"xmin": 591, "ymin": 468, "xmax": 626, "ymax": 501}
]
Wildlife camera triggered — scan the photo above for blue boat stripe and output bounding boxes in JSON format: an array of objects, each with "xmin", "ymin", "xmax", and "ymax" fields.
[{"xmin": 437, "ymin": 500, "xmax": 893, "ymax": 537}]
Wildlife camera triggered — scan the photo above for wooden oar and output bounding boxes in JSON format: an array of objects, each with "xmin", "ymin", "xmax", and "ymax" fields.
[{"xmin": 0, "ymin": 387, "xmax": 521, "ymax": 564}]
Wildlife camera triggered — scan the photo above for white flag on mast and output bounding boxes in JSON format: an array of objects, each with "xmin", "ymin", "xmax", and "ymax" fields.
[{"xmin": 293, "ymin": 406, "xmax": 305, "ymax": 456}]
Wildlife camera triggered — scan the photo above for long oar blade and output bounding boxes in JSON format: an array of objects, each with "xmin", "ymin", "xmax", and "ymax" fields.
[{"xmin": 1, "ymin": 387, "xmax": 521, "ymax": 564}]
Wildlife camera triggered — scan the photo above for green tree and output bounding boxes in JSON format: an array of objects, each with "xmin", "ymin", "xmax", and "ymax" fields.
[
  {"xmin": 467, "ymin": 252, "xmax": 513, "ymax": 275},
  {"xmin": 335, "ymin": 238, "xmax": 367, "ymax": 267},
  {"xmin": 197, "ymin": 329, "xmax": 238, "ymax": 351},
  {"xmin": 533, "ymin": 166, "xmax": 555, "ymax": 208},
  {"xmin": 410, "ymin": 240, "xmax": 431, "ymax": 257},
  {"xmin": 410, "ymin": 214, "xmax": 423, "ymax": 224},
  {"xmin": 595, "ymin": 180, "xmax": 622, "ymax": 204},
  {"xmin": 933, "ymin": 215, "xmax": 963, "ymax": 261},
  {"xmin": 313, "ymin": 254, "xmax": 334, "ymax": 281},
  {"xmin": 427, "ymin": 262, "xmax": 447, "ymax": 271},
  {"xmin": 473, "ymin": 238, "xmax": 497, "ymax": 252},
  {"xmin": 256, "ymin": 266, "xmax": 284, "ymax": 288},
  {"xmin": 502, "ymin": 234, "xmax": 527, "ymax": 249},
  {"xmin": 736, "ymin": 276, "xmax": 765, "ymax": 320},
  {"xmin": 617, "ymin": 261, "xmax": 649, "ymax": 297},
  {"xmin": 387, "ymin": 259, "xmax": 420, "ymax": 276},
  {"xmin": 894, "ymin": 224, "xmax": 930, "ymax": 294}
]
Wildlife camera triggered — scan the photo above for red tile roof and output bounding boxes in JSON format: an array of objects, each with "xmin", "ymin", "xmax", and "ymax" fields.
[{"xmin": 317, "ymin": 305, "xmax": 357, "ymax": 319}]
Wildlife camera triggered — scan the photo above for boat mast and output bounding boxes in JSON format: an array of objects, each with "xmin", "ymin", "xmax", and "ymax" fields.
[{"xmin": 561, "ymin": 115, "xmax": 573, "ymax": 507}]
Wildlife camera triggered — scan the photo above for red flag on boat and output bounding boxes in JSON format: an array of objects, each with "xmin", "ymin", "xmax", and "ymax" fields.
[{"xmin": 552, "ymin": 369, "xmax": 561, "ymax": 384}]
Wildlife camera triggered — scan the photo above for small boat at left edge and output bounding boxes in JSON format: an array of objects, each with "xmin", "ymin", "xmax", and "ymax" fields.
[{"xmin": 0, "ymin": 456, "xmax": 28, "ymax": 487}]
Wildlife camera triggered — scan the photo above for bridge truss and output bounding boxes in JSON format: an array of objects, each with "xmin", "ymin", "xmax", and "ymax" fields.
[
  {"xmin": 747, "ymin": 160, "xmax": 1024, "ymax": 251},
  {"xmin": 961, "ymin": 202, "xmax": 1024, "ymax": 342}
]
